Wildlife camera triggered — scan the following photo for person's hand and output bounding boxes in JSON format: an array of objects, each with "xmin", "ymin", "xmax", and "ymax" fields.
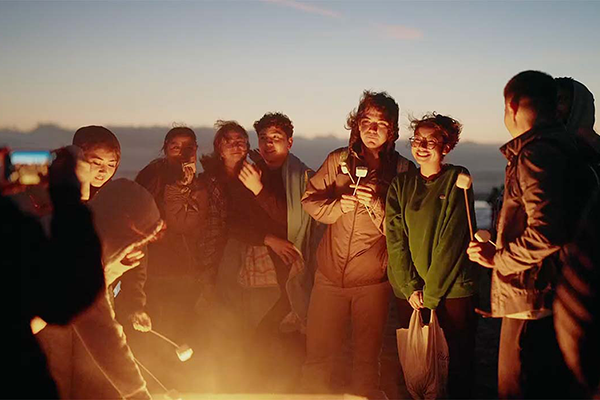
[
  {"xmin": 104, "ymin": 244, "xmax": 146, "ymax": 286},
  {"xmin": 340, "ymin": 194, "xmax": 357, "ymax": 213},
  {"xmin": 178, "ymin": 162, "xmax": 196, "ymax": 186},
  {"xmin": 467, "ymin": 241, "xmax": 496, "ymax": 268},
  {"xmin": 264, "ymin": 234, "xmax": 300, "ymax": 265},
  {"xmin": 238, "ymin": 160, "xmax": 264, "ymax": 196},
  {"xmin": 350, "ymin": 184, "xmax": 375, "ymax": 207},
  {"xmin": 75, "ymin": 159, "xmax": 92, "ymax": 200},
  {"xmin": 130, "ymin": 311, "xmax": 152, "ymax": 332},
  {"xmin": 408, "ymin": 290, "xmax": 424, "ymax": 310}
]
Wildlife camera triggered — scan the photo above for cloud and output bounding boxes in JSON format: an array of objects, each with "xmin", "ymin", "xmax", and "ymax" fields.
[
  {"xmin": 376, "ymin": 23, "xmax": 423, "ymax": 40},
  {"xmin": 262, "ymin": 0, "xmax": 342, "ymax": 19}
]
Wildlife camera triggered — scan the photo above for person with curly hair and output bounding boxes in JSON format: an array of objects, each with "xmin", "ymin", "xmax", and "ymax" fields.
[
  {"xmin": 386, "ymin": 113, "xmax": 478, "ymax": 398},
  {"xmin": 301, "ymin": 91, "xmax": 413, "ymax": 398}
]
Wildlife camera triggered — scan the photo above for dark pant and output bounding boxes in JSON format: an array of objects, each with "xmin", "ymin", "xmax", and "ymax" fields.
[
  {"xmin": 498, "ymin": 316, "xmax": 579, "ymax": 399},
  {"xmin": 397, "ymin": 296, "xmax": 478, "ymax": 399}
]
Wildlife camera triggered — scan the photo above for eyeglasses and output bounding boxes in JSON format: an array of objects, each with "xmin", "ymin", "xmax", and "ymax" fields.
[
  {"xmin": 359, "ymin": 119, "xmax": 390, "ymax": 134},
  {"xmin": 409, "ymin": 136, "xmax": 442, "ymax": 150}
]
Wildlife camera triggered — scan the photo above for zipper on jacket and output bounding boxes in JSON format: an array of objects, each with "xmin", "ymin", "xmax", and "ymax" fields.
[{"xmin": 341, "ymin": 205, "xmax": 359, "ymax": 288}]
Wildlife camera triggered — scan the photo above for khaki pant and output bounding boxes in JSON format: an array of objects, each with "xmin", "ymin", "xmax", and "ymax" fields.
[{"xmin": 302, "ymin": 270, "xmax": 390, "ymax": 398}]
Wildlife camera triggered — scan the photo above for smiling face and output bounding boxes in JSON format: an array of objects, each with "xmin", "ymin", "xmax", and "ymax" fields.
[
  {"xmin": 219, "ymin": 130, "xmax": 249, "ymax": 166},
  {"xmin": 410, "ymin": 126, "xmax": 447, "ymax": 169},
  {"xmin": 86, "ymin": 146, "xmax": 118, "ymax": 188},
  {"xmin": 258, "ymin": 126, "xmax": 292, "ymax": 168},
  {"xmin": 358, "ymin": 108, "xmax": 390, "ymax": 153}
]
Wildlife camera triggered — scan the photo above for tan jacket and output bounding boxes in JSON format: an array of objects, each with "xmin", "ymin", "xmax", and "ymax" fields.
[
  {"xmin": 491, "ymin": 125, "xmax": 576, "ymax": 317},
  {"xmin": 302, "ymin": 147, "xmax": 412, "ymax": 288}
]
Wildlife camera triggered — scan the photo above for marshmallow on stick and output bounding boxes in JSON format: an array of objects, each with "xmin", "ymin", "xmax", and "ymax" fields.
[
  {"xmin": 475, "ymin": 229, "xmax": 497, "ymax": 248},
  {"xmin": 340, "ymin": 161, "xmax": 355, "ymax": 183},
  {"xmin": 353, "ymin": 166, "xmax": 368, "ymax": 195},
  {"xmin": 456, "ymin": 172, "xmax": 474, "ymax": 240},
  {"xmin": 149, "ymin": 329, "xmax": 194, "ymax": 362}
]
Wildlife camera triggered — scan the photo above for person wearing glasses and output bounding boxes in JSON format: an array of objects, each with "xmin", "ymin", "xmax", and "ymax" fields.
[
  {"xmin": 386, "ymin": 113, "xmax": 478, "ymax": 399},
  {"xmin": 301, "ymin": 91, "xmax": 413, "ymax": 398}
]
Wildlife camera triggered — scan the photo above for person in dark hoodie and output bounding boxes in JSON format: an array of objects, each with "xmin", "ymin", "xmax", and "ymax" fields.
[
  {"xmin": 553, "ymin": 78, "xmax": 600, "ymax": 397},
  {"xmin": 467, "ymin": 70, "xmax": 583, "ymax": 398},
  {"xmin": 36, "ymin": 178, "xmax": 163, "ymax": 400},
  {"xmin": 5, "ymin": 146, "xmax": 104, "ymax": 399},
  {"xmin": 301, "ymin": 91, "xmax": 413, "ymax": 399}
]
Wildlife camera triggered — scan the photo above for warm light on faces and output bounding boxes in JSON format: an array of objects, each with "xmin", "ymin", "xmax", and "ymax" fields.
[
  {"xmin": 358, "ymin": 108, "xmax": 390, "ymax": 151},
  {"xmin": 86, "ymin": 147, "xmax": 118, "ymax": 188},
  {"xmin": 165, "ymin": 135, "xmax": 197, "ymax": 162},
  {"xmin": 258, "ymin": 126, "xmax": 292, "ymax": 168},
  {"xmin": 219, "ymin": 131, "xmax": 249, "ymax": 166},
  {"xmin": 411, "ymin": 126, "xmax": 446, "ymax": 168}
]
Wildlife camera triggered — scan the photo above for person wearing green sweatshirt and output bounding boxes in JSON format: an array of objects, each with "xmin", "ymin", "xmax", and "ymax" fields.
[{"xmin": 386, "ymin": 113, "xmax": 478, "ymax": 399}]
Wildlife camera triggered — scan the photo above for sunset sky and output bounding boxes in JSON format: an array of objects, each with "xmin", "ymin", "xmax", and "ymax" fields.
[{"xmin": 1, "ymin": 0, "xmax": 599, "ymax": 143}]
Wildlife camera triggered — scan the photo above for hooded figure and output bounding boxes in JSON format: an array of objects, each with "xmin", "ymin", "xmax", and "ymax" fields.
[
  {"xmin": 557, "ymin": 77, "xmax": 600, "ymax": 155},
  {"xmin": 37, "ymin": 179, "xmax": 162, "ymax": 400},
  {"xmin": 554, "ymin": 78, "xmax": 600, "ymax": 396}
]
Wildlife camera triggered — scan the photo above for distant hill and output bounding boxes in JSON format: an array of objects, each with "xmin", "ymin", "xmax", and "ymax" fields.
[{"xmin": 0, "ymin": 124, "xmax": 506, "ymax": 197}]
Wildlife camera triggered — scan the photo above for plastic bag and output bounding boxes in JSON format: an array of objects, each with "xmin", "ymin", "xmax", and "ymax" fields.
[{"xmin": 397, "ymin": 309, "xmax": 449, "ymax": 399}]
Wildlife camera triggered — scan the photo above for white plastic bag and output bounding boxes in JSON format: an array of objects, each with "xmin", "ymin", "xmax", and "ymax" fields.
[{"xmin": 396, "ymin": 309, "xmax": 449, "ymax": 399}]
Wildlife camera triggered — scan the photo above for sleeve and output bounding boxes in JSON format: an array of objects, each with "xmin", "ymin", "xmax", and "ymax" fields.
[
  {"xmin": 164, "ymin": 182, "xmax": 208, "ymax": 235},
  {"xmin": 301, "ymin": 151, "xmax": 344, "ymax": 224},
  {"xmin": 72, "ymin": 292, "xmax": 150, "ymax": 399},
  {"xmin": 114, "ymin": 247, "xmax": 148, "ymax": 319},
  {"xmin": 254, "ymin": 176, "xmax": 288, "ymax": 224},
  {"xmin": 385, "ymin": 175, "xmax": 423, "ymax": 299},
  {"xmin": 227, "ymin": 186, "xmax": 268, "ymax": 246},
  {"xmin": 423, "ymin": 176, "xmax": 476, "ymax": 309},
  {"xmin": 34, "ymin": 184, "xmax": 105, "ymax": 325},
  {"xmin": 494, "ymin": 144, "xmax": 567, "ymax": 275}
]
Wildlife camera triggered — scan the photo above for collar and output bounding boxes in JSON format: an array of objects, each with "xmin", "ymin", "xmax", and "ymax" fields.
[{"xmin": 499, "ymin": 124, "xmax": 565, "ymax": 163}]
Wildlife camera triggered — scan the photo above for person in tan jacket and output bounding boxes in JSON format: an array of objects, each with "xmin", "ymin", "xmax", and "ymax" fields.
[{"xmin": 301, "ymin": 91, "xmax": 413, "ymax": 399}]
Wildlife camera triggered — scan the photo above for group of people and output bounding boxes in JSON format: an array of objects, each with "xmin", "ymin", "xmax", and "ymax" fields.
[{"xmin": 12, "ymin": 69, "xmax": 600, "ymax": 400}]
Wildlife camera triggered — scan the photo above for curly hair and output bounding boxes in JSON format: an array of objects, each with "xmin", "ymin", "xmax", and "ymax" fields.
[
  {"xmin": 410, "ymin": 112, "xmax": 462, "ymax": 153},
  {"xmin": 346, "ymin": 90, "xmax": 400, "ymax": 158},
  {"xmin": 253, "ymin": 112, "xmax": 294, "ymax": 138},
  {"xmin": 72, "ymin": 125, "xmax": 121, "ymax": 162}
]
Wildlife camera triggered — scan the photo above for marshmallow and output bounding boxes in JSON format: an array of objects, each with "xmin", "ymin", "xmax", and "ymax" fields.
[
  {"xmin": 356, "ymin": 166, "xmax": 368, "ymax": 178},
  {"xmin": 456, "ymin": 173, "xmax": 472, "ymax": 190}
]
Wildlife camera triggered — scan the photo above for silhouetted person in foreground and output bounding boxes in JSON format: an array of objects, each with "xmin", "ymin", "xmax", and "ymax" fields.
[
  {"xmin": 467, "ymin": 70, "xmax": 581, "ymax": 398},
  {"xmin": 553, "ymin": 77, "xmax": 600, "ymax": 397},
  {"xmin": 3, "ymin": 146, "xmax": 104, "ymax": 399},
  {"xmin": 37, "ymin": 179, "xmax": 162, "ymax": 399}
]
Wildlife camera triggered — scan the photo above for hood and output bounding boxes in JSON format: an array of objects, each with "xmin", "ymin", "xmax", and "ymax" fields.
[
  {"xmin": 89, "ymin": 178, "xmax": 161, "ymax": 263},
  {"xmin": 568, "ymin": 80, "xmax": 596, "ymax": 132}
]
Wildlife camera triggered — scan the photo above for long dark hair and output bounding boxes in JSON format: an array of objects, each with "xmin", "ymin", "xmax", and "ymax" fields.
[{"xmin": 345, "ymin": 90, "xmax": 400, "ymax": 181}]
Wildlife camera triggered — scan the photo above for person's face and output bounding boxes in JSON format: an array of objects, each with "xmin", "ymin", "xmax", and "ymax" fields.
[
  {"xmin": 165, "ymin": 135, "xmax": 197, "ymax": 163},
  {"xmin": 556, "ymin": 85, "xmax": 573, "ymax": 125},
  {"xmin": 358, "ymin": 108, "xmax": 390, "ymax": 152},
  {"xmin": 86, "ymin": 147, "xmax": 118, "ymax": 188},
  {"xmin": 219, "ymin": 131, "xmax": 248, "ymax": 166},
  {"xmin": 258, "ymin": 126, "xmax": 292, "ymax": 168},
  {"xmin": 410, "ymin": 126, "xmax": 447, "ymax": 168}
]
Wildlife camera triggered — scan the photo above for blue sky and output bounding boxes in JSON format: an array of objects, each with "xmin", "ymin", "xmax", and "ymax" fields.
[{"xmin": 1, "ymin": 0, "xmax": 599, "ymax": 143}]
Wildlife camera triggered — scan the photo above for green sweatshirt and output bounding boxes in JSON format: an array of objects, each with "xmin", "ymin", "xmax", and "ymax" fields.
[{"xmin": 386, "ymin": 164, "xmax": 477, "ymax": 309}]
